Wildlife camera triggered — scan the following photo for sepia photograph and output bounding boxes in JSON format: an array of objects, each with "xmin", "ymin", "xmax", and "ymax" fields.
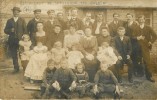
[{"xmin": 0, "ymin": 0, "xmax": 157, "ymax": 99}]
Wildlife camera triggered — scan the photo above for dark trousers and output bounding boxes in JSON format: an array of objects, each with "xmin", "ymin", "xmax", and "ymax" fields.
[
  {"xmin": 115, "ymin": 59, "xmax": 133, "ymax": 80},
  {"xmin": 144, "ymin": 61, "xmax": 152, "ymax": 79},
  {"xmin": 40, "ymin": 85, "xmax": 54, "ymax": 96},
  {"xmin": 8, "ymin": 42, "xmax": 19, "ymax": 71}
]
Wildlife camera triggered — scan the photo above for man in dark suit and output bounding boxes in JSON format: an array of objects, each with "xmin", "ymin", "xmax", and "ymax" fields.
[
  {"xmin": 4, "ymin": 7, "xmax": 27, "ymax": 73},
  {"xmin": 27, "ymin": 9, "xmax": 44, "ymax": 47},
  {"xmin": 124, "ymin": 13, "xmax": 143, "ymax": 77},
  {"xmin": 108, "ymin": 13, "xmax": 125, "ymax": 37},
  {"xmin": 113, "ymin": 27, "xmax": 133, "ymax": 83},
  {"xmin": 67, "ymin": 7, "xmax": 84, "ymax": 30},
  {"xmin": 135, "ymin": 15, "xmax": 157, "ymax": 82},
  {"xmin": 92, "ymin": 12, "xmax": 108, "ymax": 37}
]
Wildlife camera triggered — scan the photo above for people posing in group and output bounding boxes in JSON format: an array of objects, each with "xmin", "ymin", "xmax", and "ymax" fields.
[{"xmin": 4, "ymin": 6, "xmax": 157, "ymax": 99}]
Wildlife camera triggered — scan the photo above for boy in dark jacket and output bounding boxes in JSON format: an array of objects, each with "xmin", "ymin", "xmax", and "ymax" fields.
[
  {"xmin": 93, "ymin": 62, "xmax": 120, "ymax": 99},
  {"xmin": 39, "ymin": 59, "xmax": 56, "ymax": 99},
  {"xmin": 52, "ymin": 58, "xmax": 77, "ymax": 99},
  {"xmin": 113, "ymin": 27, "xmax": 133, "ymax": 83}
]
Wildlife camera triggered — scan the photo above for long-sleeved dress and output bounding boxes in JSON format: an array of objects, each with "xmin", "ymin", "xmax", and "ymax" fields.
[{"xmin": 80, "ymin": 36, "xmax": 99, "ymax": 82}]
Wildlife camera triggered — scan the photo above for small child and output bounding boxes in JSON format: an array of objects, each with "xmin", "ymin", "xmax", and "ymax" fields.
[
  {"xmin": 67, "ymin": 44, "xmax": 84, "ymax": 70},
  {"xmin": 19, "ymin": 34, "xmax": 32, "ymax": 71},
  {"xmin": 93, "ymin": 62, "xmax": 120, "ymax": 99},
  {"xmin": 51, "ymin": 41, "xmax": 66, "ymax": 69},
  {"xmin": 39, "ymin": 59, "xmax": 56, "ymax": 99},
  {"xmin": 52, "ymin": 58, "xmax": 77, "ymax": 99},
  {"xmin": 97, "ymin": 42, "xmax": 118, "ymax": 65},
  {"xmin": 24, "ymin": 41, "xmax": 48, "ymax": 83},
  {"xmin": 75, "ymin": 63, "xmax": 93, "ymax": 98}
]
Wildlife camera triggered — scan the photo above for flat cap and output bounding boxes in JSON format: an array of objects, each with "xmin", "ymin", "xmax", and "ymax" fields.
[
  {"xmin": 12, "ymin": 7, "xmax": 21, "ymax": 12},
  {"xmin": 33, "ymin": 9, "xmax": 41, "ymax": 13},
  {"xmin": 47, "ymin": 9, "xmax": 55, "ymax": 14}
]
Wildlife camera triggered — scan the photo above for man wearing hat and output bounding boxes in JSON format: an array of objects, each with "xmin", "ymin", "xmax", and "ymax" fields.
[
  {"xmin": 27, "ymin": 9, "xmax": 44, "ymax": 48},
  {"xmin": 4, "ymin": 7, "xmax": 27, "ymax": 73},
  {"xmin": 67, "ymin": 7, "xmax": 84, "ymax": 31},
  {"xmin": 44, "ymin": 10, "xmax": 60, "ymax": 50}
]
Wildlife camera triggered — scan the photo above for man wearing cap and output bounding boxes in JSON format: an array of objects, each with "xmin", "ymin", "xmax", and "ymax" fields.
[
  {"xmin": 44, "ymin": 10, "xmax": 60, "ymax": 50},
  {"xmin": 108, "ymin": 13, "xmax": 125, "ymax": 37},
  {"xmin": 67, "ymin": 7, "xmax": 84, "ymax": 31},
  {"xmin": 92, "ymin": 12, "xmax": 108, "ymax": 37},
  {"xmin": 4, "ymin": 7, "xmax": 27, "ymax": 73},
  {"xmin": 27, "ymin": 9, "xmax": 44, "ymax": 48}
]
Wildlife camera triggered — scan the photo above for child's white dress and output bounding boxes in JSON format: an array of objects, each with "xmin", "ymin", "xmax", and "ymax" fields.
[
  {"xmin": 67, "ymin": 50, "xmax": 84, "ymax": 69},
  {"xmin": 19, "ymin": 40, "xmax": 32, "ymax": 61},
  {"xmin": 97, "ymin": 46, "xmax": 118, "ymax": 65},
  {"xmin": 24, "ymin": 46, "xmax": 48, "ymax": 80}
]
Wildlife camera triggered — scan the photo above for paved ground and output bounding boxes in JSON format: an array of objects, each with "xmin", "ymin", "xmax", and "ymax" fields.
[{"xmin": 0, "ymin": 59, "xmax": 157, "ymax": 99}]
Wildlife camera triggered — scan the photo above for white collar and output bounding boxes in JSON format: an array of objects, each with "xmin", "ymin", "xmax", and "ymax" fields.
[
  {"xmin": 114, "ymin": 20, "xmax": 118, "ymax": 24},
  {"xmin": 140, "ymin": 24, "xmax": 145, "ymax": 29},
  {"xmin": 35, "ymin": 18, "xmax": 40, "ymax": 21},
  {"xmin": 36, "ymin": 31, "xmax": 45, "ymax": 36},
  {"xmin": 128, "ymin": 21, "xmax": 133, "ymax": 26},
  {"xmin": 84, "ymin": 36, "xmax": 93, "ymax": 40},
  {"xmin": 13, "ymin": 17, "xmax": 18, "ymax": 22}
]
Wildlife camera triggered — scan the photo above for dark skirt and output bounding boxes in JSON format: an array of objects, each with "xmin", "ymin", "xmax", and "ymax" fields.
[{"xmin": 82, "ymin": 57, "xmax": 100, "ymax": 82}]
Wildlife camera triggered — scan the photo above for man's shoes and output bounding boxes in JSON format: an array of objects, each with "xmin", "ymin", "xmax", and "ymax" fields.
[
  {"xmin": 118, "ymin": 78, "xmax": 122, "ymax": 83},
  {"xmin": 129, "ymin": 78, "xmax": 133, "ymax": 83},
  {"xmin": 147, "ymin": 77, "xmax": 155, "ymax": 83},
  {"xmin": 12, "ymin": 69, "xmax": 19, "ymax": 74},
  {"xmin": 114, "ymin": 91, "xmax": 120, "ymax": 99}
]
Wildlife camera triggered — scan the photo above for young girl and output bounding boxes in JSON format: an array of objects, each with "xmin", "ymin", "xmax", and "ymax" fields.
[
  {"xmin": 51, "ymin": 41, "xmax": 66, "ymax": 69},
  {"xmin": 75, "ymin": 63, "xmax": 93, "ymax": 98},
  {"xmin": 67, "ymin": 44, "xmax": 84, "ymax": 70},
  {"xmin": 24, "ymin": 41, "xmax": 48, "ymax": 83},
  {"xmin": 97, "ymin": 42, "xmax": 118, "ymax": 66},
  {"xmin": 19, "ymin": 34, "xmax": 32, "ymax": 72}
]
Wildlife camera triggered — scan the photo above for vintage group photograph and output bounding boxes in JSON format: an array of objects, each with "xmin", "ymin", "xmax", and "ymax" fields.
[{"xmin": 0, "ymin": 0, "xmax": 157, "ymax": 99}]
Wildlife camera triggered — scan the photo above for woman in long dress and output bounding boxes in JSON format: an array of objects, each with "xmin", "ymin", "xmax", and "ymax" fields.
[
  {"xmin": 24, "ymin": 22, "xmax": 48, "ymax": 83},
  {"xmin": 80, "ymin": 27, "xmax": 99, "ymax": 82}
]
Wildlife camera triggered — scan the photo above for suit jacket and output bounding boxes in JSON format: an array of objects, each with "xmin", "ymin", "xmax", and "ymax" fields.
[
  {"xmin": 113, "ymin": 36, "xmax": 132, "ymax": 60},
  {"xmin": 46, "ymin": 31, "xmax": 64, "ymax": 50},
  {"xmin": 108, "ymin": 20, "xmax": 124, "ymax": 37},
  {"xmin": 27, "ymin": 18, "xmax": 44, "ymax": 41},
  {"xmin": 135, "ymin": 25, "xmax": 157, "ymax": 51},
  {"xmin": 43, "ymin": 19, "xmax": 60, "ymax": 37},
  {"xmin": 67, "ymin": 18, "xmax": 84, "ymax": 30},
  {"xmin": 92, "ymin": 21, "xmax": 108, "ymax": 36},
  {"xmin": 4, "ymin": 17, "xmax": 27, "ymax": 44}
]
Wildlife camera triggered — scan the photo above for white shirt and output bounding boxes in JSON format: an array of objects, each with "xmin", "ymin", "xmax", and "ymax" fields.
[
  {"xmin": 95, "ymin": 22, "xmax": 102, "ymax": 34},
  {"xmin": 13, "ymin": 17, "xmax": 18, "ymax": 22},
  {"xmin": 49, "ymin": 19, "xmax": 54, "ymax": 25},
  {"xmin": 128, "ymin": 21, "xmax": 133, "ymax": 26},
  {"xmin": 140, "ymin": 24, "xmax": 145, "ymax": 29},
  {"xmin": 35, "ymin": 18, "xmax": 40, "ymax": 21},
  {"xmin": 120, "ymin": 36, "xmax": 124, "ymax": 41}
]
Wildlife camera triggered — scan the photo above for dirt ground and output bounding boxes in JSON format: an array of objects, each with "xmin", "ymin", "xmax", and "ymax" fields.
[{"xmin": 1, "ymin": 59, "xmax": 157, "ymax": 99}]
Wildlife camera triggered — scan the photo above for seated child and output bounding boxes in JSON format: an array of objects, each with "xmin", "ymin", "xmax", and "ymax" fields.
[
  {"xmin": 19, "ymin": 34, "xmax": 32, "ymax": 72},
  {"xmin": 67, "ymin": 44, "xmax": 84, "ymax": 71},
  {"xmin": 52, "ymin": 58, "xmax": 77, "ymax": 99},
  {"xmin": 97, "ymin": 42, "xmax": 118, "ymax": 65},
  {"xmin": 39, "ymin": 59, "xmax": 56, "ymax": 99},
  {"xmin": 93, "ymin": 62, "xmax": 120, "ymax": 99},
  {"xmin": 51, "ymin": 41, "xmax": 66, "ymax": 69},
  {"xmin": 75, "ymin": 63, "xmax": 93, "ymax": 98},
  {"xmin": 24, "ymin": 41, "xmax": 48, "ymax": 83}
]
